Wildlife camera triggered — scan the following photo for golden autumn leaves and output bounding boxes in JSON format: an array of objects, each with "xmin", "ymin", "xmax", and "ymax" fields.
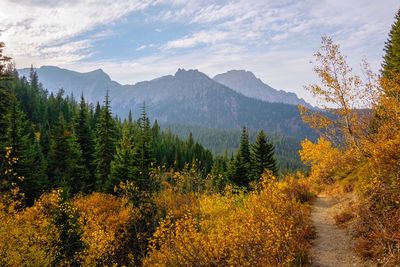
[
  {"xmin": 145, "ymin": 172, "xmax": 313, "ymax": 266},
  {"xmin": 0, "ymin": 157, "xmax": 314, "ymax": 266},
  {"xmin": 298, "ymin": 37, "xmax": 400, "ymax": 264}
]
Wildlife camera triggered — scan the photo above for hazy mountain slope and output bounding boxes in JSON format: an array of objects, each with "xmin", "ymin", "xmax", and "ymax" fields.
[
  {"xmin": 18, "ymin": 66, "xmax": 315, "ymax": 139},
  {"xmin": 18, "ymin": 66, "xmax": 120, "ymax": 105},
  {"xmin": 213, "ymin": 70, "xmax": 311, "ymax": 107}
]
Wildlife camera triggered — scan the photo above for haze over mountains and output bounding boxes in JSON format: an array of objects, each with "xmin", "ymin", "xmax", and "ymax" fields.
[
  {"xmin": 214, "ymin": 70, "xmax": 311, "ymax": 108},
  {"xmin": 18, "ymin": 66, "xmax": 314, "ymax": 139}
]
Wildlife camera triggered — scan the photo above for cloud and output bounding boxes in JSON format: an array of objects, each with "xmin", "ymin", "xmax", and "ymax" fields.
[
  {"xmin": 1, "ymin": 0, "xmax": 399, "ymax": 105},
  {"xmin": 0, "ymin": 0, "xmax": 154, "ymax": 64},
  {"xmin": 136, "ymin": 45, "xmax": 148, "ymax": 51},
  {"xmin": 163, "ymin": 30, "xmax": 230, "ymax": 49}
]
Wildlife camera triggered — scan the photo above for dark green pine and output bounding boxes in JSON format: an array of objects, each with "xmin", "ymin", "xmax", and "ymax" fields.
[
  {"xmin": 108, "ymin": 123, "xmax": 138, "ymax": 192},
  {"xmin": 22, "ymin": 138, "xmax": 48, "ymax": 205},
  {"xmin": 48, "ymin": 113, "xmax": 88, "ymax": 196},
  {"xmin": 134, "ymin": 104, "xmax": 156, "ymax": 193},
  {"xmin": 251, "ymin": 130, "xmax": 278, "ymax": 180},
  {"xmin": 75, "ymin": 95, "xmax": 95, "ymax": 192},
  {"xmin": 382, "ymin": 8, "xmax": 400, "ymax": 76},
  {"xmin": 0, "ymin": 42, "xmax": 13, "ymax": 147},
  {"xmin": 3, "ymin": 95, "xmax": 32, "ymax": 192},
  {"xmin": 94, "ymin": 91, "xmax": 117, "ymax": 191},
  {"xmin": 231, "ymin": 127, "xmax": 251, "ymax": 187}
]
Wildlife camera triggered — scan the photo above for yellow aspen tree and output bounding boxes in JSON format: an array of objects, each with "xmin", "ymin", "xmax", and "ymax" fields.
[{"xmin": 299, "ymin": 37, "xmax": 380, "ymax": 149}]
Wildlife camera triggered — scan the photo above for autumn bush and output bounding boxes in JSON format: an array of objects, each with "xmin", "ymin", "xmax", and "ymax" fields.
[
  {"xmin": 299, "ymin": 138, "xmax": 344, "ymax": 186},
  {"xmin": 352, "ymin": 77, "xmax": 400, "ymax": 264},
  {"xmin": 73, "ymin": 192, "xmax": 140, "ymax": 266},
  {"xmin": 0, "ymin": 187, "xmax": 141, "ymax": 266},
  {"xmin": 279, "ymin": 172, "xmax": 315, "ymax": 203},
  {"xmin": 0, "ymin": 190, "xmax": 61, "ymax": 266},
  {"xmin": 299, "ymin": 36, "xmax": 400, "ymax": 265},
  {"xmin": 144, "ymin": 172, "xmax": 314, "ymax": 266}
]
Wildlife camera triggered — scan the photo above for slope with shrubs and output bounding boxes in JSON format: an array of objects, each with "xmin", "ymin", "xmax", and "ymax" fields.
[{"xmin": 299, "ymin": 27, "xmax": 400, "ymax": 265}]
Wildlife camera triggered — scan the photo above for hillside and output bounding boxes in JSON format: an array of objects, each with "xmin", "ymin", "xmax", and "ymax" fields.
[
  {"xmin": 18, "ymin": 66, "xmax": 315, "ymax": 139},
  {"xmin": 214, "ymin": 70, "xmax": 311, "ymax": 107}
]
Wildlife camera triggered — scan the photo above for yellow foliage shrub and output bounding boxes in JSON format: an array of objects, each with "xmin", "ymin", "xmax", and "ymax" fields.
[
  {"xmin": 152, "ymin": 167, "xmax": 204, "ymax": 221},
  {"xmin": 73, "ymin": 192, "xmax": 140, "ymax": 266},
  {"xmin": 0, "ymin": 189, "xmax": 143, "ymax": 266},
  {"xmin": 279, "ymin": 172, "xmax": 315, "ymax": 203},
  {"xmin": 0, "ymin": 190, "xmax": 61, "ymax": 267},
  {"xmin": 154, "ymin": 189, "xmax": 201, "ymax": 220},
  {"xmin": 349, "ymin": 76, "xmax": 400, "ymax": 265},
  {"xmin": 144, "ymin": 173, "xmax": 313, "ymax": 266},
  {"xmin": 299, "ymin": 138, "xmax": 350, "ymax": 188}
]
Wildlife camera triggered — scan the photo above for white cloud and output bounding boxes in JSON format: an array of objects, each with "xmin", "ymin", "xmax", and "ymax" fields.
[
  {"xmin": 136, "ymin": 45, "xmax": 148, "ymax": 51},
  {"xmin": 0, "ymin": 0, "xmax": 154, "ymax": 64},
  {"xmin": 1, "ymin": 0, "xmax": 399, "ymax": 105},
  {"xmin": 164, "ymin": 30, "xmax": 230, "ymax": 49}
]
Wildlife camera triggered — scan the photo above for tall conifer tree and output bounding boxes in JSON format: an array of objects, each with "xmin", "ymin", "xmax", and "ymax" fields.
[
  {"xmin": 4, "ymin": 95, "xmax": 32, "ymax": 192},
  {"xmin": 251, "ymin": 130, "xmax": 278, "ymax": 179},
  {"xmin": 0, "ymin": 42, "xmax": 12, "ymax": 147},
  {"xmin": 48, "ymin": 114, "xmax": 88, "ymax": 196},
  {"xmin": 29, "ymin": 65, "xmax": 39, "ymax": 90},
  {"xmin": 23, "ymin": 138, "xmax": 48, "ymax": 205},
  {"xmin": 135, "ymin": 104, "xmax": 155, "ymax": 193},
  {"xmin": 75, "ymin": 95, "xmax": 95, "ymax": 192},
  {"xmin": 108, "ymin": 123, "xmax": 138, "ymax": 192},
  {"xmin": 231, "ymin": 127, "xmax": 251, "ymax": 187},
  {"xmin": 382, "ymin": 8, "xmax": 400, "ymax": 76},
  {"xmin": 94, "ymin": 91, "xmax": 117, "ymax": 190}
]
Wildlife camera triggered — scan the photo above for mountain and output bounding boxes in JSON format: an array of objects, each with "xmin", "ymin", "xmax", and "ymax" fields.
[
  {"xmin": 213, "ymin": 70, "xmax": 311, "ymax": 107},
  {"xmin": 18, "ymin": 66, "xmax": 120, "ymax": 105},
  {"xmin": 18, "ymin": 66, "xmax": 315, "ymax": 140}
]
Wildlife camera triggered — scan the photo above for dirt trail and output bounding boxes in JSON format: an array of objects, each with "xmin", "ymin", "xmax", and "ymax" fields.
[{"xmin": 311, "ymin": 195, "xmax": 365, "ymax": 267}]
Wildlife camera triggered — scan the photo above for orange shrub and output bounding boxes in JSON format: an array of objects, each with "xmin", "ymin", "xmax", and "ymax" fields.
[
  {"xmin": 279, "ymin": 172, "xmax": 315, "ymax": 203},
  {"xmin": 144, "ymin": 174, "xmax": 313, "ymax": 266},
  {"xmin": 0, "ymin": 190, "xmax": 61, "ymax": 266},
  {"xmin": 73, "ymin": 192, "xmax": 140, "ymax": 266},
  {"xmin": 299, "ymin": 138, "xmax": 349, "ymax": 187}
]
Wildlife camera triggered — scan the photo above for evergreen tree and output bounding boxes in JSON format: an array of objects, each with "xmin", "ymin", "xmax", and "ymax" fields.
[
  {"xmin": 48, "ymin": 114, "xmax": 88, "ymax": 196},
  {"xmin": 231, "ymin": 127, "xmax": 251, "ymax": 187},
  {"xmin": 239, "ymin": 127, "xmax": 251, "ymax": 164},
  {"xmin": 22, "ymin": 138, "xmax": 48, "ymax": 205},
  {"xmin": 0, "ymin": 87, "xmax": 11, "ymax": 146},
  {"xmin": 75, "ymin": 95, "xmax": 95, "ymax": 192},
  {"xmin": 134, "ymin": 105, "xmax": 156, "ymax": 193},
  {"xmin": 39, "ymin": 122, "xmax": 51, "ymax": 156},
  {"xmin": 251, "ymin": 130, "xmax": 278, "ymax": 179},
  {"xmin": 226, "ymin": 153, "xmax": 236, "ymax": 182},
  {"xmin": 0, "ymin": 42, "xmax": 12, "ymax": 147},
  {"xmin": 28, "ymin": 65, "xmax": 42, "ymax": 123},
  {"xmin": 152, "ymin": 120, "xmax": 160, "ymax": 139},
  {"xmin": 382, "ymin": 8, "xmax": 400, "ymax": 76},
  {"xmin": 94, "ymin": 92, "xmax": 117, "ymax": 190},
  {"xmin": 108, "ymin": 123, "xmax": 138, "ymax": 192},
  {"xmin": 91, "ymin": 101, "xmax": 101, "ymax": 129},
  {"xmin": 29, "ymin": 65, "xmax": 39, "ymax": 90},
  {"xmin": 128, "ymin": 110, "xmax": 133, "ymax": 124},
  {"xmin": 3, "ymin": 95, "xmax": 32, "ymax": 191}
]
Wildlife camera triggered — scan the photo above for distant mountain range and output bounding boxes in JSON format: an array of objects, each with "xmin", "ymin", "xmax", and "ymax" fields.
[
  {"xmin": 214, "ymin": 70, "xmax": 311, "ymax": 108},
  {"xmin": 18, "ymin": 66, "xmax": 314, "ymax": 139}
]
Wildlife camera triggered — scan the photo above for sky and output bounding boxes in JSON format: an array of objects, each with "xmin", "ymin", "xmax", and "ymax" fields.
[{"xmin": 0, "ymin": 0, "xmax": 398, "ymax": 104}]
